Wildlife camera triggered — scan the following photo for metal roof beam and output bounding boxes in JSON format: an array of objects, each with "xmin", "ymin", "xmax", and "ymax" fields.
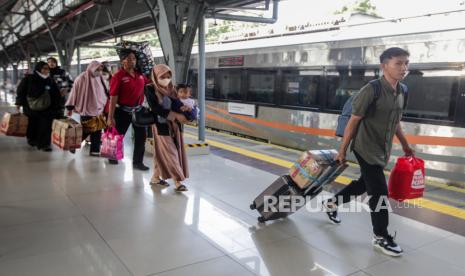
[
  {"xmin": 105, "ymin": 6, "xmax": 117, "ymax": 36},
  {"xmin": 73, "ymin": 10, "xmax": 151, "ymax": 41},
  {"xmin": 144, "ymin": 0, "xmax": 205, "ymax": 83},
  {"xmin": 207, "ymin": 0, "xmax": 278, "ymax": 23},
  {"xmin": 3, "ymin": 20, "xmax": 28, "ymax": 61},
  {"xmin": 29, "ymin": 0, "xmax": 66, "ymax": 68}
]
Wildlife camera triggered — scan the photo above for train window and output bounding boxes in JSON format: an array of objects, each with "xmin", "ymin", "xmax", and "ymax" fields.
[
  {"xmin": 326, "ymin": 68, "xmax": 377, "ymax": 110},
  {"xmin": 205, "ymin": 71, "xmax": 215, "ymax": 98},
  {"xmin": 257, "ymin": 53, "xmax": 270, "ymax": 64},
  {"xmin": 282, "ymin": 71, "xmax": 322, "ymax": 107},
  {"xmin": 272, "ymin": 53, "xmax": 282, "ymax": 64},
  {"xmin": 300, "ymin": 51, "xmax": 308, "ymax": 63},
  {"xmin": 402, "ymin": 70, "xmax": 459, "ymax": 121},
  {"xmin": 217, "ymin": 70, "xmax": 242, "ymax": 100},
  {"xmin": 284, "ymin": 51, "xmax": 296, "ymax": 63},
  {"xmin": 186, "ymin": 71, "xmax": 198, "ymax": 98},
  {"xmin": 247, "ymin": 71, "xmax": 275, "ymax": 103},
  {"xmin": 187, "ymin": 70, "xmax": 214, "ymax": 99}
]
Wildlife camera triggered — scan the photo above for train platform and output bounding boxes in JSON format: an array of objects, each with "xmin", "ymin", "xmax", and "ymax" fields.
[{"xmin": 1, "ymin": 92, "xmax": 465, "ymax": 276}]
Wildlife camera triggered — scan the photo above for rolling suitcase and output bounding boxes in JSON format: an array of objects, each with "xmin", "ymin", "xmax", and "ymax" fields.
[
  {"xmin": 250, "ymin": 161, "xmax": 348, "ymax": 223},
  {"xmin": 250, "ymin": 175, "xmax": 303, "ymax": 223}
]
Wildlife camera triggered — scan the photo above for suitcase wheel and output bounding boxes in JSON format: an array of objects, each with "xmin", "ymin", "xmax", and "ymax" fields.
[
  {"xmin": 249, "ymin": 203, "xmax": 256, "ymax": 210},
  {"xmin": 257, "ymin": 216, "xmax": 266, "ymax": 223}
]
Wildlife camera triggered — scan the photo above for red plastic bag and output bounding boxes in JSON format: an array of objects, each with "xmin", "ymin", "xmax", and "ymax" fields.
[{"xmin": 388, "ymin": 156, "xmax": 425, "ymax": 201}]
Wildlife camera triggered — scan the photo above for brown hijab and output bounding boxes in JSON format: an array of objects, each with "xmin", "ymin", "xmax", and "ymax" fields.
[{"xmin": 151, "ymin": 64, "xmax": 177, "ymax": 101}]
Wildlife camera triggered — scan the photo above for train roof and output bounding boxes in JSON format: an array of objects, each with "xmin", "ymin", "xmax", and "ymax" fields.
[
  {"xmin": 190, "ymin": 10, "xmax": 465, "ymax": 55},
  {"xmin": 79, "ymin": 10, "xmax": 465, "ymax": 64}
]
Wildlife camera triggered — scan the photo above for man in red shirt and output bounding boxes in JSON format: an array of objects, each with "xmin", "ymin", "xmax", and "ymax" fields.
[{"xmin": 107, "ymin": 49, "xmax": 150, "ymax": 170}]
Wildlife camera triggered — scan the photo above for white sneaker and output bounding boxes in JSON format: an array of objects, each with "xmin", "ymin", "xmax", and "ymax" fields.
[
  {"xmin": 372, "ymin": 233, "xmax": 403, "ymax": 257},
  {"xmin": 322, "ymin": 200, "xmax": 341, "ymax": 224}
]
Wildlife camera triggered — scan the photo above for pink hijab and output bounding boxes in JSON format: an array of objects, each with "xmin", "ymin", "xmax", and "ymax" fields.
[
  {"xmin": 151, "ymin": 64, "xmax": 177, "ymax": 101},
  {"xmin": 66, "ymin": 61, "xmax": 107, "ymax": 116}
]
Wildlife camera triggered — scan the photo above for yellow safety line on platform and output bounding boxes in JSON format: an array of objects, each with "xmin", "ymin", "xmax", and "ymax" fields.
[
  {"xmin": 204, "ymin": 137, "xmax": 294, "ymax": 168},
  {"xmin": 186, "ymin": 133, "xmax": 465, "ymax": 221},
  {"xmin": 185, "ymin": 127, "xmax": 465, "ymax": 195},
  {"xmin": 425, "ymin": 193, "xmax": 465, "ymax": 206},
  {"xmin": 405, "ymin": 198, "xmax": 465, "ymax": 220},
  {"xmin": 185, "ymin": 125, "xmax": 302, "ymax": 154},
  {"xmin": 423, "ymin": 181, "xmax": 465, "ymax": 194}
]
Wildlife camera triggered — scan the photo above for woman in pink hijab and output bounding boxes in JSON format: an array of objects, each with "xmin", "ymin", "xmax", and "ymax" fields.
[
  {"xmin": 144, "ymin": 64, "xmax": 189, "ymax": 192},
  {"xmin": 66, "ymin": 61, "xmax": 107, "ymax": 155}
]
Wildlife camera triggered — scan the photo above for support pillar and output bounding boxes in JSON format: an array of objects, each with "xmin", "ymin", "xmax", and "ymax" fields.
[
  {"xmin": 12, "ymin": 64, "xmax": 18, "ymax": 86},
  {"xmin": 58, "ymin": 41, "xmax": 76, "ymax": 72},
  {"xmin": 198, "ymin": 16, "xmax": 206, "ymax": 142},
  {"xmin": 2, "ymin": 66, "xmax": 7, "ymax": 87},
  {"xmin": 145, "ymin": 0, "xmax": 205, "ymax": 84},
  {"xmin": 77, "ymin": 45, "xmax": 81, "ymax": 74}
]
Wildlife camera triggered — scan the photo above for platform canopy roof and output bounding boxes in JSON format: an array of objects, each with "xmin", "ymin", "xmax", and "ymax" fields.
[{"xmin": 0, "ymin": 0, "xmax": 274, "ymax": 65}]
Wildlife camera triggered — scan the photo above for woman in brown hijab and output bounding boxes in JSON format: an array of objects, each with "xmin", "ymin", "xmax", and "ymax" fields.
[{"xmin": 144, "ymin": 64, "xmax": 189, "ymax": 192}]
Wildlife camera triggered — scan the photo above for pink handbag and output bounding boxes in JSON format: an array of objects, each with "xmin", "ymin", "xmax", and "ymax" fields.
[{"xmin": 100, "ymin": 127, "xmax": 124, "ymax": 160}]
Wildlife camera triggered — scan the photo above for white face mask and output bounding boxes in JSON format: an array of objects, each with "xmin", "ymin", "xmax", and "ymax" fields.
[
  {"xmin": 158, "ymin": 78, "xmax": 171, "ymax": 87},
  {"xmin": 93, "ymin": 71, "xmax": 102, "ymax": 77},
  {"xmin": 36, "ymin": 71, "xmax": 49, "ymax": 79}
]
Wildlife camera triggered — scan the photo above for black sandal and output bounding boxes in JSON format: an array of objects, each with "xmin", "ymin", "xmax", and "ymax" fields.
[
  {"xmin": 150, "ymin": 179, "xmax": 169, "ymax": 186},
  {"xmin": 174, "ymin": 184, "xmax": 188, "ymax": 192}
]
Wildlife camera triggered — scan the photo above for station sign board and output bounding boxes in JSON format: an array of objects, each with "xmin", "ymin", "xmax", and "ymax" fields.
[
  {"xmin": 219, "ymin": 56, "xmax": 244, "ymax": 67},
  {"xmin": 227, "ymin": 102, "xmax": 256, "ymax": 117}
]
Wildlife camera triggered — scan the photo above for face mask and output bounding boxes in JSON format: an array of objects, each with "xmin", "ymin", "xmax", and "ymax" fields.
[
  {"xmin": 93, "ymin": 71, "xmax": 102, "ymax": 77},
  {"xmin": 158, "ymin": 78, "xmax": 171, "ymax": 87},
  {"xmin": 37, "ymin": 71, "xmax": 49, "ymax": 79}
]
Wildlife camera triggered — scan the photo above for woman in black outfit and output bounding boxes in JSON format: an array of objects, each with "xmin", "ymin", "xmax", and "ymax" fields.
[{"xmin": 15, "ymin": 61, "xmax": 62, "ymax": 151}]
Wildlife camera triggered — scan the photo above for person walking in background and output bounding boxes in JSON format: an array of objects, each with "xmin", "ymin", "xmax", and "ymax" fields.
[
  {"xmin": 66, "ymin": 61, "xmax": 108, "ymax": 156},
  {"xmin": 145, "ymin": 64, "xmax": 189, "ymax": 192},
  {"xmin": 47, "ymin": 57, "xmax": 73, "ymax": 115},
  {"xmin": 47, "ymin": 57, "xmax": 73, "ymax": 95},
  {"xmin": 106, "ymin": 49, "xmax": 150, "ymax": 170},
  {"xmin": 15, "ymin": 61, "xmax": 62, "ymax": 151}
]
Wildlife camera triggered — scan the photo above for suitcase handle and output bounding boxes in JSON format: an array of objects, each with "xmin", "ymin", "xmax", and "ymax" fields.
[{"xmin": 303, "ymin": 162, "xmax": 341, "ymax": 195}]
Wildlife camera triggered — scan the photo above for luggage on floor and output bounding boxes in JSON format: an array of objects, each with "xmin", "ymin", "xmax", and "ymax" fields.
[
  {"xmin": 251, "ymin": 161, "xmax": 348, "ymax": 223},
  {"xmin": 388, "ymin": 156, "xmax": 425, "ymax": 201},
  {"xmin": 51, "ymin": 118, "xmax": 82, "ymax": 150},
  {"xmin": 1, "ymin": 112, "xmax": 28, "ymax": 137},
  {"xmin": 250, "ymin": 175, "xmax": 304, "ymax": 223}
]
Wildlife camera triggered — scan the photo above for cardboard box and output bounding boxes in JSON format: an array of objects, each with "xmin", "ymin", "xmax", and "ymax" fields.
[
  {"xmin": 52, "ymin": 118, "xmax": 82, "ymax": 150},
  {"xmin": 289, "ymin": 149, "xmax": 339, "ymax": 189},
  {"xmin": 1, "ymin": 112, "xmax": 28, "ymax": 137}
]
